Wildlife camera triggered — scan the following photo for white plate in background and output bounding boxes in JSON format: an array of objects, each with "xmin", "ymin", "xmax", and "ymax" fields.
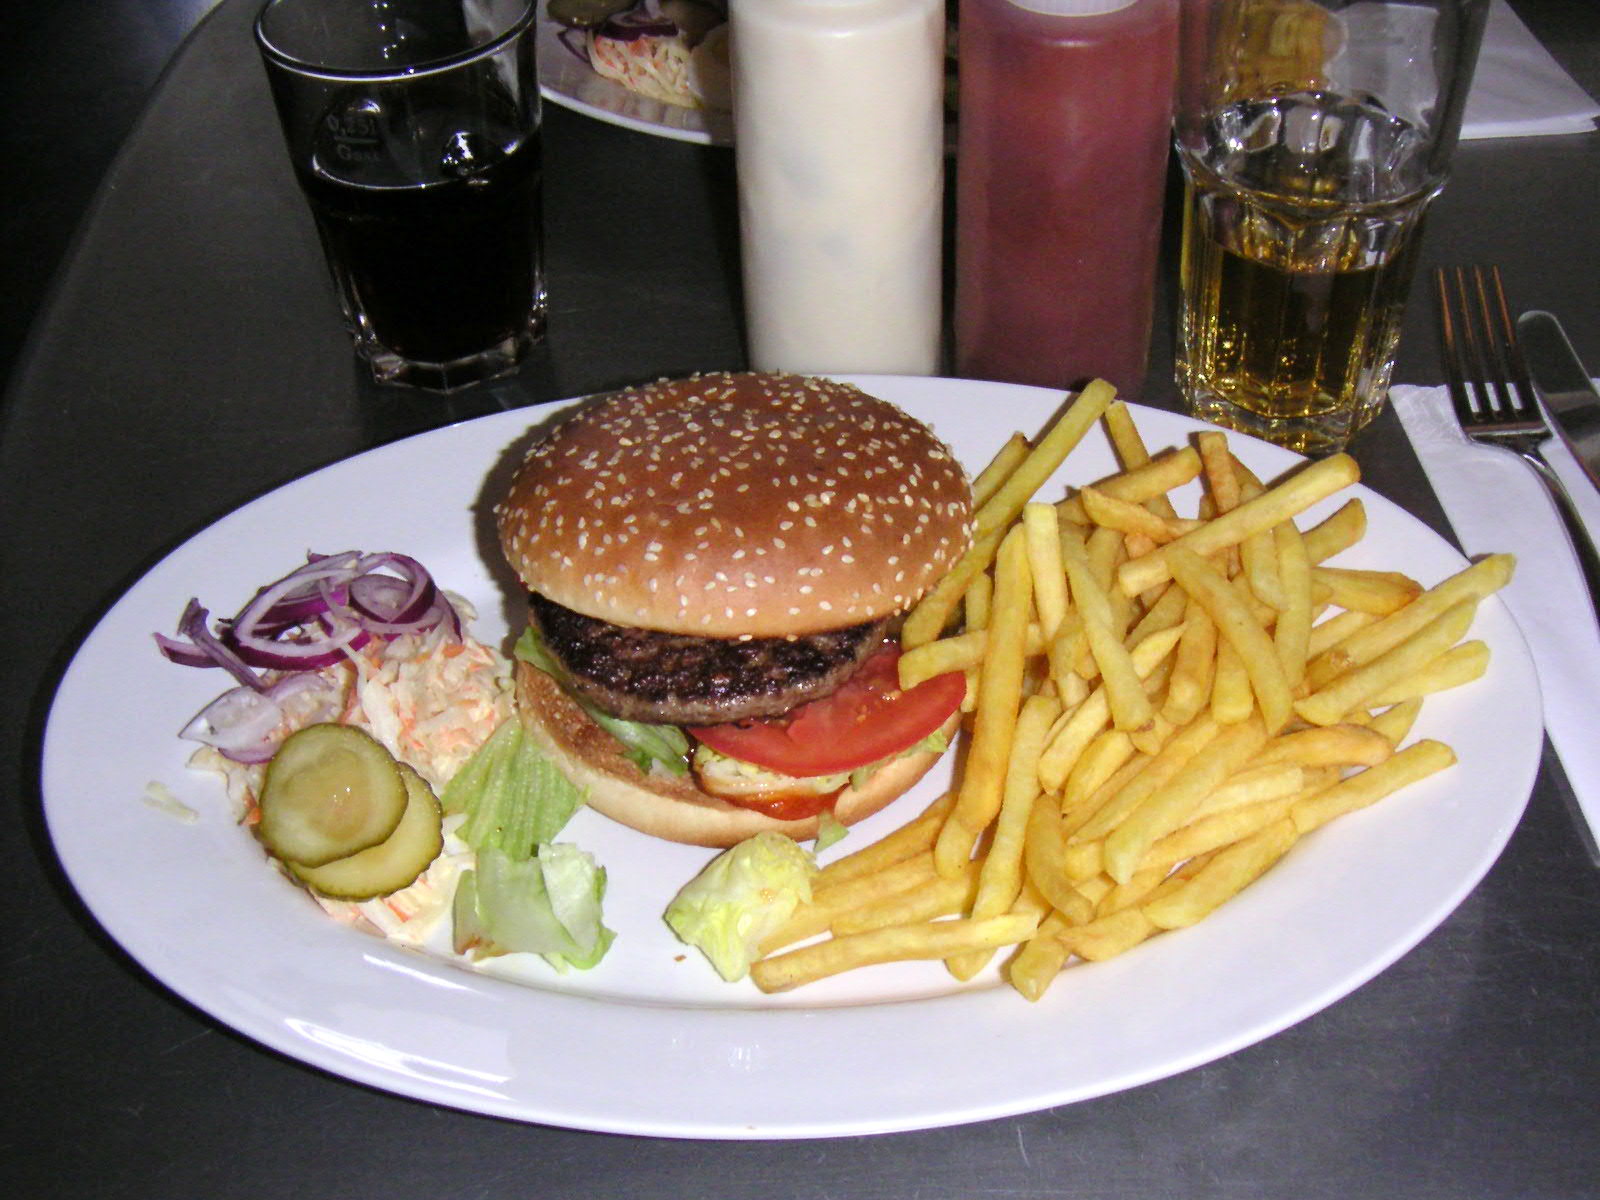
[{"xmin": 536, "ymin": 5, "xmax": 732, "ymax": 146}]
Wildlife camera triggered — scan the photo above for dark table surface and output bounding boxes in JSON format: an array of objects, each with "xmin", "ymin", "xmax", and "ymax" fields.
[{"xmin": 5, "ymin": 1, "xmax": 1598, "ymax": 1196}]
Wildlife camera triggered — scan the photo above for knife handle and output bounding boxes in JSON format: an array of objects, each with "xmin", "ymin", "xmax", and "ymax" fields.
[{"xmin": 1517, "ymin": 443, "xmax": 1600, "ymax": 626}]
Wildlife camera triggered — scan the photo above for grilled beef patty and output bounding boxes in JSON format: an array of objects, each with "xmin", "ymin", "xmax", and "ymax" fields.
[{"xmin": 529, "ymin": 593, "xmax": 891, "ymax": 726}]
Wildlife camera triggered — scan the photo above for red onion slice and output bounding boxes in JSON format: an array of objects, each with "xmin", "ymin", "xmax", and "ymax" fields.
[
  {"xmin": 179, "ymin": 672, "xmax": 337, "ymax": 763},
  {"xmin": 155, "ymin": 550, "xmax": 461, "ymax": 684}
]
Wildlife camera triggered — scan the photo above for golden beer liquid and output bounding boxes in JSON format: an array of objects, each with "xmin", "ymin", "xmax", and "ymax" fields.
[{"xmin": 1177, "ymin": 95, "xmax": 1434, "ymax": 454}]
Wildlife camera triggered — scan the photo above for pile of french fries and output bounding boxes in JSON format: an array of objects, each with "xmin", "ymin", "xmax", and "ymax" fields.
[{"xmin": 748, "ymin": 381, "xmax": 1514, "ymax": 998}]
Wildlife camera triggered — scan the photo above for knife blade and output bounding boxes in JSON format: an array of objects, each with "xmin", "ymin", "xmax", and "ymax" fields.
[{"xmin": 1518, "ymin": 309, "xmax": 1600, "ymax": 494}]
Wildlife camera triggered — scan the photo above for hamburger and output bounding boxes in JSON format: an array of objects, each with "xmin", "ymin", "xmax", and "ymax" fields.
[{"xmin": 495, "ymin": 372, "xmax": 973, "ymax": 847}]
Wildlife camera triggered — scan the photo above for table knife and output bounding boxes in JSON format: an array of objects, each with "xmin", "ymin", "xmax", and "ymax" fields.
[{"xmin": 1518, "ymin": 310, "xmax": 1600, "ymax": 493}]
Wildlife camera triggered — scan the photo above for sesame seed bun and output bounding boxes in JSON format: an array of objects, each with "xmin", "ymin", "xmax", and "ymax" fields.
[
  {"xmin": 514, "ymin": 660, "xmax": 959, "ymax": 848},
  {"xmin": 495, "ymin": 372, "xmax": 973, "ymax": 638}
]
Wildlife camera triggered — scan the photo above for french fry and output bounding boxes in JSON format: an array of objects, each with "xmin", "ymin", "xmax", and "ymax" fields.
[
  {"xmin": 1124, "ymin": 579, "xmax": 1189, "ymax": 646},
  {"xmin": 1197, "ymin": 431, "xmax": 1243, "ymax": 514},
  {"xmin": 1231, "ymin": 459, "xmax": 1283, "ymax": 609},
  {"xmin": 1101, "ymin": 399, "xmax": 1146, "ymax": 467},
  {"xmin": 764, "ymin": 852, "xmax": 939, "ymax": 954},
  {"xmin": 1008, "ymin": 911, "xmax": 1075, "ymax": 1001},
  {"xmin": 750, "ymin": 914, "xmax": 1039, "ymax": 993},
  {"xmin": 1060, "ymin": 752, "xmax": 1151, "ymax": 840},
  {"xmin": 1141, "ymin": 817, "xmax": 1299, "ymax": 929},
  {"xmin": 1254, "ymin": 724, "xmax": 1394, "ymax": 770},
  {"xmin": 816, "ymin": 792, "xmax": 956, "ymax": 888},
  {"xmin": 1307, "ymin": 608, "xmax": 1378, "ymax": 658},
  {"xmin": 1274, "ymin": 520, "xmax": 1313, "ymax": 690},
  {"xmin": 1304, "ymin": 553, "xmax": 1514, "ymax": 687},
  {"xmin": 1295, "ymin": 599, "xmax": 1478, "ymax": 726},
  {"xmin": 1071, "ymin": 715, "xmax": 1222, "ymax": 843},
  {"xmin": 1162, "ymin": 600, "xmax": 1218, "ymax": 726},
  {"xmin": 1365, "ymin": 640, "xmax": 1490, "ymax": 706},
  {"xmin": 1365, "ymin": 697, "xmax": 1424, "ymax": 746},
  {"xmin": 1080, "ymin": 486, "xmax": 1199, "ymax": 543},
  {"xmin": 973, "ymin": 380, "xmax": 1116, "ymax": 538},
  {"xmin": 1047, "ymin": 607, "xmax": 1089, "ymax": 701},
  {"xmin": 1291, "ymin": 739, "xmax": 1457, "ymax": 833},
  {"xmin": 1211, "ymin": 638, "xmax": 1255, "ymax": 724},
  {"xmin": 947, "ymin": 693, "xmax": 1061, "ymax": 979},
  {"xmin": 964, "ymin": 569, "xmax": 993, "ymax": 630},
  {"xmin": 1037, "ymin": 623, "xmax": 1185, "ymax": 792},
  {"xmin": 1189, "ymin": 762, "xmax": 1306, "ymax": 818},
  {"xmin": 1117, "ymin": 453, "xmax": 1360, "ymax": 596},
  {"xmin": 1131, "ymin": 794, "xmax": 1296, "ymax": 889},
  {"xmin": 1056, "ymin": 906, "xmax": 1159, "ymax": 962},
  {"xmin": 1094, "ymin": 860, "xmax": 1173, "ymax": 917},
  {"xmin": 1023, "ymin": 502, "xmax": 1069, "ymax": 638},
  {"xmin": 937, "ymin": 526, "xmax": 1033, "ymax": 876},
  {"xmin": 1167, "ymin": 544, "xmax": 1295, "ymax": 733},
  {"xmin": 1024, "ymin": 798, "xmax": 1097, "ymax": 924},
  {"xmin": 898, "ymin": 623, "xmax": 1048, "ymax": 690},
  {"xmin": 745, "ymin": 404, "xmax": 1505, "ymax": 996},
  {"xmin": 971, "ymin": 432, "xmax": 1032, "ymax": 509},
  {"xmin": 1311, "ymin": 566, "xmax": 1424, "ymax": 615},
  {"xmin": 831, "ymin": 862, "xmax": 981, "ymax": 936},
  {"xmin": 901, "ymin": 524, "xmax": 1008, "ymax": 648},
  {"xmin": 1301, "ymin": 497, "xmax": 1367, "ymax": 563},
  {"xmin": 1060, "ymin": 520, "xmax": 1157, "ymax": 734},
  {"xmin": 1102, "ymin": 716, "xmax": 1269, "ymax": 884},
  {"xmin": 1057, "ymin": 446, "xmax": 1204, "ymax": 525}
]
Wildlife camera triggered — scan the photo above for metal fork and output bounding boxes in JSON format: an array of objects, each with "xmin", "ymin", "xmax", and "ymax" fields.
[{"xmin": 1434, "ymin": 264, "xmax": 1600, "ymax": 620}]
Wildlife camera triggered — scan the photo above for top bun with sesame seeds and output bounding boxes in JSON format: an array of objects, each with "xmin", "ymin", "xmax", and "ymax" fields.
[
  {"xmin": 494, "ymin": 372, "xmax": 973, "ymax": 848},
  {"xmin": 496, "ymin": 372, "xmax": 972, "ymax": 639}
]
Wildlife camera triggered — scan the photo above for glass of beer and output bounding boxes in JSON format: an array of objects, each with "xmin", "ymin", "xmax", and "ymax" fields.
[
  {"xmin": 1174, "ymin": 0, "xmax": 1487, "ymax": 453},
  {"xmin": 255, "ymin": 0, "xmax": 545, "ymax": 392}
]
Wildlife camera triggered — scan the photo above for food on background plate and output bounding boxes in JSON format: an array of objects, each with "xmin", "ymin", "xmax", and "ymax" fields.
[
  {"xmin": 548, "ymin": 0, "xmax": 731, "ymax": 112},
  {"xmin": 494, "ymin": 371, "xmax": 973, "ymax": 847}
]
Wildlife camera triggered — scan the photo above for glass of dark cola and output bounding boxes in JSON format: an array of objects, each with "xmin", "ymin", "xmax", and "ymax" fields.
[{"xmin": 255, "ymin": 0, "xmax": 545, "ymax": 392}]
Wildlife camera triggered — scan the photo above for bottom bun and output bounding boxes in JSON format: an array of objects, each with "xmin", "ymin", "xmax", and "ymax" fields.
[{"xmin": 514, "ymin": 660, "xmax": 959, "ymax": 849}]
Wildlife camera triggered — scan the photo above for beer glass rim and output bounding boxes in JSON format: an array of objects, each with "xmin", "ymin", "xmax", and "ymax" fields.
[{"xmin": 254, "ymin": 0, "xmax": 538, "ymax": 83}]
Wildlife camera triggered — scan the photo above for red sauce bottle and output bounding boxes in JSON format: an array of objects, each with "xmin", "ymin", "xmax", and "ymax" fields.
[{"xmin": 955, "ymin": 0, "xmax": 1180, "ymax": 397}]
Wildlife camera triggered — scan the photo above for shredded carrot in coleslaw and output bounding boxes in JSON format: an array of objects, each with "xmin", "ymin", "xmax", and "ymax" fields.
[{"xmin": 188, "ymin": 594, "xmax": 512, "ymax": 939}]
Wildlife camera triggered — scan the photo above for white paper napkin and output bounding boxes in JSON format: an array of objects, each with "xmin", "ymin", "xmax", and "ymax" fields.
[
  {"xmin": 1392, "ymin": 383, "xmax": 1600, "ymax": 856},
  {"xmin": 1461, "ymin": 0, "xmax": 1600, "ymax": 139}
]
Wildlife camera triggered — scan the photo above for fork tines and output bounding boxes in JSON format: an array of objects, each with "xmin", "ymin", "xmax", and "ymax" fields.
[{"xmin": 1434, "ymin": 264, "xmax": 1543, "ymax": 433}]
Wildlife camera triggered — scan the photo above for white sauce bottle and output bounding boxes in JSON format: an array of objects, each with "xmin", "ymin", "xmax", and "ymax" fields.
[{"xmin": 730, "ymin": 0, "xmax": 945, "ymax": 376}]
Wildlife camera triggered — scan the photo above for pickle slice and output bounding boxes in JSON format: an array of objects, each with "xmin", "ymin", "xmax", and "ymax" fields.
[
  {"xmin": 291, "ymin": 765, "xmax": 445, "ymax": 900},
  {"xmin": 257, "ymin": 724, "xmax": 407, "ymax": 867}
]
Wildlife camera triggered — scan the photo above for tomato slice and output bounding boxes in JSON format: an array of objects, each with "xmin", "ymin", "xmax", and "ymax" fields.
[{"xmin": 688, "ymin": 644, "xmax": 964, "ymax": 778}]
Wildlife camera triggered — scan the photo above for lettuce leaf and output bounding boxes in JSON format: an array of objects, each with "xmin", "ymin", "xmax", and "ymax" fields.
[
  {"xmin": 453, "ymin": 844, "xmax": 614, "ymax": 970},
  {"xmin": 442, "ymin": 714, "xmax": 610, "ymax": 970},
  {"xmin": 664, "ymin": 832, "xmax": 817, "ymax": 982},
  {"xmin": 514, "ymin": 627, "xmax": 690, "ymax": 776},
  {"xmin": 442, "ymin": 716, "xmax": 586, "ymax": 853}
]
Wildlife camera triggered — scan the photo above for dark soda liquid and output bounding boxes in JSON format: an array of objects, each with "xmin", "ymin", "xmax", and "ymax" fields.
[{"xmin": 297, "ymin": 100, "xmax": 543, "ymax": 367}]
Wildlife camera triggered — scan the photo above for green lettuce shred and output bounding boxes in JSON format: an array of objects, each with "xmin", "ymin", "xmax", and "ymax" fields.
[
  {"xmin": 847, "ymin": 727, "xmax": 951, "ymax": 791},
  {"xmin": 442, "ymin": 716, "xmax": 586, "ymax": 852},
  {"xmin": 813, "ymin": 810, "xmax": 849, "ymax": 853},
  {"xmin": 514, "ymin": 627, "xmax": 690, "ymax": 776},
  {"xmin": 443, "ymin": 714, "xmax": 611, "ymax": 970}
]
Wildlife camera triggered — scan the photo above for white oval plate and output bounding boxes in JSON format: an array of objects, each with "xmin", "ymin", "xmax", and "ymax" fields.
[
  {"xmin": 537, "ymin": 5, "xmax": 732, "ymax": 147},
  {"xmin": 43, "ymin": 376, "xmax": 1540, "ymax": 1138}
]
